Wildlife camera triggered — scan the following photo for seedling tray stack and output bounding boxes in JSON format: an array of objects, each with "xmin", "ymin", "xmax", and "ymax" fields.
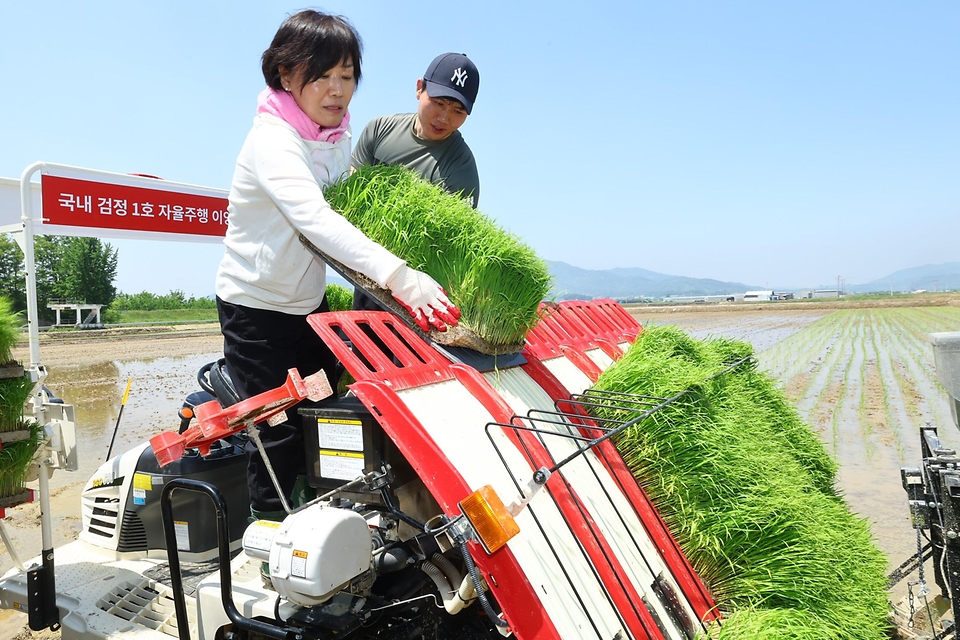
[{"xmin": 0, "ymin": 299, "xmax": 41, "ymax": 509}]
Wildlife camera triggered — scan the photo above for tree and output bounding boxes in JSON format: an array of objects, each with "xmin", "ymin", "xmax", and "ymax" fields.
[
  {"xmin": 32, "ymin": 235, "xmax": 71, "ymax": 322},
  {"xmin": 59, "ymin": 237, "xmax": 118, "ymax": 306},
  {"xmin": 0, "ymin": 235, "xmax": 119, "ymax": 321},
  {"xmin": 0, "ymin": 234, "xmax": 25, "ymax": 311}
]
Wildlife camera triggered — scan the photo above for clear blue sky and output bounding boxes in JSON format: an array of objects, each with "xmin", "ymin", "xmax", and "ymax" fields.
[{"xmin": 2, "ymin": 1, "xmax": 957, "ymax": 295}]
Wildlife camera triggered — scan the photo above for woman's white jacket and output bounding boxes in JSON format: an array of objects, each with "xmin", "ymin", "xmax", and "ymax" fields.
[{"xmin": 216, "ymin": 113, "xmax": 403, "ymax": 314}]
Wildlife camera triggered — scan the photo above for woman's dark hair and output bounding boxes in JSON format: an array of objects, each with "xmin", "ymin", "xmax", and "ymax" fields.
[{"xmin": 261, "ymin": 10, "xmax": 362, "ymax": 91}]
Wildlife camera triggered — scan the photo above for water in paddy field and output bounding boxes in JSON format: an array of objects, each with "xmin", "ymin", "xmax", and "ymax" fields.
[
  {"xmin": 40, "ymin": 351, "xmax": 223, "ymax": 490},
  {"xmin": 0, "ymin": 343, "xmax": 225, "ymax": 594}
]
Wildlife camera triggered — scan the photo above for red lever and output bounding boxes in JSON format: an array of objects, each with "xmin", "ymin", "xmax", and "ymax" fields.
[{"xmin": 150, "ymin": 368, "xmax": 332, "ymax": 466}]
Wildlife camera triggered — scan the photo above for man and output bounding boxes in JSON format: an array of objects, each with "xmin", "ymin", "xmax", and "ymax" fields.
[
  {"xmin": 351, "ymin": 52, "xmax": 481, "ymax": 315},
  {"xmin": 351, "ymin": 52, "xmax": 480, "ymax": 207}
]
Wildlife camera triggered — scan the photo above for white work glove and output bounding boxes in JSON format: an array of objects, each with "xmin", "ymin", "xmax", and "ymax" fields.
[{"xmin": 386, "ymin": 265, "xmax": 461, "ymax": 332}]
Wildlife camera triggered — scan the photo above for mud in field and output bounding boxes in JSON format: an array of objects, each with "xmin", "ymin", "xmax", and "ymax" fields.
[
  {"xmin": 637, "ymin": 302, "xmax": 960, "ymax": 609},
  {"xmin": 634, "ymin": 305, "xmax": 830, "ymax": 351}
]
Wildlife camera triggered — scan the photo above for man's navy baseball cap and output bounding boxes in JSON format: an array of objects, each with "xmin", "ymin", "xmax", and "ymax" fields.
[{"xmin": 422, "ymin": 52, "xmax": 480, "ymax": 114}]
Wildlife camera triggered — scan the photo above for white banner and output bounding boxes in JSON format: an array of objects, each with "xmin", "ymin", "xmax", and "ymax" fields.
[{"xmin": 2, "ymin": 164, "xmax": 229, "ymax": 243}]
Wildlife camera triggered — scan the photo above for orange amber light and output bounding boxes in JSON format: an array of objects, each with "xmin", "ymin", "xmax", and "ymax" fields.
[{"xmin": 459, "ymin": 485, "xmax": 521, "ymax": 554}]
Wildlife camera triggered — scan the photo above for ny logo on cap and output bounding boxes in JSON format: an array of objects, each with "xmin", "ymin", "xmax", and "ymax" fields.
[{"xmin": 451, "ymin": 67, "xmax": 468, "ymax": 87}]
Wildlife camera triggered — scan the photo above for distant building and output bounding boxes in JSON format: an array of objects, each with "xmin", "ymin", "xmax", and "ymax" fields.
[
  {"xmin": 47, "ymin": 299, "xmax": 104, "ymax": 328},
  {"xmin": 661, "ymin": 294, "xmax": 743, "ymax": 304},
  {"xmin": 811, "ymin": 289, "xmax": 842, "ymax": 298},
  {"xmin": 743, "ymin": 290, "xmax": 775, "ymax": 302}
]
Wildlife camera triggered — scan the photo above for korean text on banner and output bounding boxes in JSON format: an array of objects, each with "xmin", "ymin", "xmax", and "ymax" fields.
[{"xmin": 41, "ymin": 175, "xmax": 230, "ymax": 239}]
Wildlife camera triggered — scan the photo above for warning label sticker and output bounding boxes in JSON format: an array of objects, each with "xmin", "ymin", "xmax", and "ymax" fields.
[
  {"xmin": 319, "ymin": 450, "xmax": 364, "ymax": 480},
  {"xmin": 174, "ymin": 521, "xmax": 190, "ymax": 551},
  {"xmin": 133, "ymin": 474, "xmax": 152, "ymax": 491},
  {"xmin": 317, "ymin": 420, "xmax": 363, "ymax": 451},
  {"xmin": 291, "ymin": 550, "xmax": 308, "ymax": 578}
]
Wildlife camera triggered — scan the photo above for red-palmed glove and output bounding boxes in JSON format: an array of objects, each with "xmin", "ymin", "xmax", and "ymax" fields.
[{"xmin": 386, "ymin": 265, "xmax": 460, "ymax": 332}]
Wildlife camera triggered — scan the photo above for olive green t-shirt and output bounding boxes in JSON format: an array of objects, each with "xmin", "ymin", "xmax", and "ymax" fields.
[{"xmin": 351, "ymin": 113, "xmax": 480, "ymax": 208}]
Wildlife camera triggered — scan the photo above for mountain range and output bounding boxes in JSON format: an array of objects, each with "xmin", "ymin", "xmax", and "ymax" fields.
[
  {"xmin": 547, "ymin": 261, "xmax": 759, "ymax": 300},
  {"xmin": 845, "ymin": 262, "xmax": 960, "ymax": 294},
  {"xmin": 547, "ymin": 261, "xmax": 960, "ymax": 300},
  {"xmin": 326, "ymin": 261, "xmax": 960, "ymax": 300}
]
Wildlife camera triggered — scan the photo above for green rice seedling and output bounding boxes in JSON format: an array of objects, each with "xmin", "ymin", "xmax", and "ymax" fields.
[
  {"xmin": 591, "ymin": 325, "xmax": 890, "ymax": 639},
  {"xmin": 0, "ymin": 297, "xmax": 21, "ymax": 364},
  {"xmin": 0, "ymin": 422, "xmax": 41, "ymax": 498},
  {"xmin": 0, "ymin": 297, "xmax": 34, "ymax": 434},
  {"xmin": 713, "ymin": 606, "xmax": 848, "ymax": 640},
  {"xmin": 0, "ymin": 374, "xmax": 34, "ymax": 433},
  {"xmin": 324, "ymin": 165, "xmax": 552, "ymax": 346},
  {"xmin": 325, "ymin": 283, "xmax": 354, "ymax": 313}
]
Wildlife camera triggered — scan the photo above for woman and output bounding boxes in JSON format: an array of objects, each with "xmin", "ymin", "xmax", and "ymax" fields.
[{"xmin": 215, "ymin": 10, "xmax": 459, "ymax": 520}]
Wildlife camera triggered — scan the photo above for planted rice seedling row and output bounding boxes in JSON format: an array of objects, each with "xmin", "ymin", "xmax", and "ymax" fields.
[
  {"xmin": 875, "ymin": 312, "xmax": 952, "ymax": 430},
  {"xmin": 759, "ymin": 313, "xmax": 849, "ymax": 395},
  {"xmin": 873, "ymin": 325, "xmax": 911, "ymax": 462},
  {"xmin": 857, "ymin": 353, "xmax": 881, "ymax": 461},
  {"xmin": 894, "ymin": 307, "xmax": 960, "ymax": 342},
  {"xmin": 826, "ymin": 315, "xmax": 867, "ymax": 453},
  {"xmin": 886, "ymin": 312, "xmax": 941, "ymax": 368},
  {"xmin": 791, "ymin": 312, "xmax": 922, "ymax": 463},
  {"xmin": 787, "ymin": 314, "xmax": 860, "ymax": 432},
  {"xmin": 765, "ymin": 324, "xmax": 839, "ymax": 403},
  {"xmin": 856, "ymin": 315, "xmax": 907, "ymax": 462},
  {"xmin": 759, "ymin": 308, "xmax": 960, "ymax": 543}
]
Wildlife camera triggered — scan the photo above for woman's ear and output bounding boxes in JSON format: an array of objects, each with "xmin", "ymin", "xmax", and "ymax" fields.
[{"xmin": 279, "ymin": 65, "xmax": 293, "ymax": 92}]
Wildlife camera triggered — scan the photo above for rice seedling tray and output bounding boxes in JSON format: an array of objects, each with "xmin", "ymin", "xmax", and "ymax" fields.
[
  {"xmin": 0, "ymin": 430, "xmax": 34, "ymax": 443},
  {"xmin": 0, "ymin": 364, "xmax": 24, "ymax": 380},
  {"xmin": 0, "ymin": 490, "xmax": 33, "ymax": 510},
  {"xmin": 300, "ymin": 236, "xmax": 526, "ymax": 356}
]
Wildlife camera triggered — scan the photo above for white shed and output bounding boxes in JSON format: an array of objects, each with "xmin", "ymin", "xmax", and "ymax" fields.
[{"xmin": 743, "ymin": 290, "xmax": 775, "ymax": 301}]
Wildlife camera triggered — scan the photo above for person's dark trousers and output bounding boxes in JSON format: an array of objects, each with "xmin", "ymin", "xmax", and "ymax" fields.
[
  {"xmin": 216, "ymin": 296, "xmax": 338, "ymax": 512},
  {"xmin": 352, "ymin": 289, "xmax": 383, "ymax": 312}
]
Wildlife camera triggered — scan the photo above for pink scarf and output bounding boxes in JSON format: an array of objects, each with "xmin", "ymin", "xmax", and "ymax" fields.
[{"xmin": 257, "ymin": 87, "xmax": 350, "ymax": 143}]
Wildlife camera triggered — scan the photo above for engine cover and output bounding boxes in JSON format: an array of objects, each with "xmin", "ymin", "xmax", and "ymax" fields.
[
  {"xmin": 243, "ymin": 505, "xmax": 373, "ymax": 606},
  {"xmin": 79, "ymin": 437, "xmax": 249, "ymax": 560}
]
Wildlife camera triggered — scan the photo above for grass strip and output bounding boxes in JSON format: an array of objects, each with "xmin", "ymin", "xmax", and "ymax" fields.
[
  {"xmin": 591, "ymin": 325, "xmax": 889, "ymax": 639},
  {"xmin": 324, "ymin": 165, "xmax": 552, "ymax": 346}
]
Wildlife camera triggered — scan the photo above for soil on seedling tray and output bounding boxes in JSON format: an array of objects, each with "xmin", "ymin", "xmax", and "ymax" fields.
[{"xmin": 1, "ymin": 296, "xmax": 959, "ymax": 637}]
